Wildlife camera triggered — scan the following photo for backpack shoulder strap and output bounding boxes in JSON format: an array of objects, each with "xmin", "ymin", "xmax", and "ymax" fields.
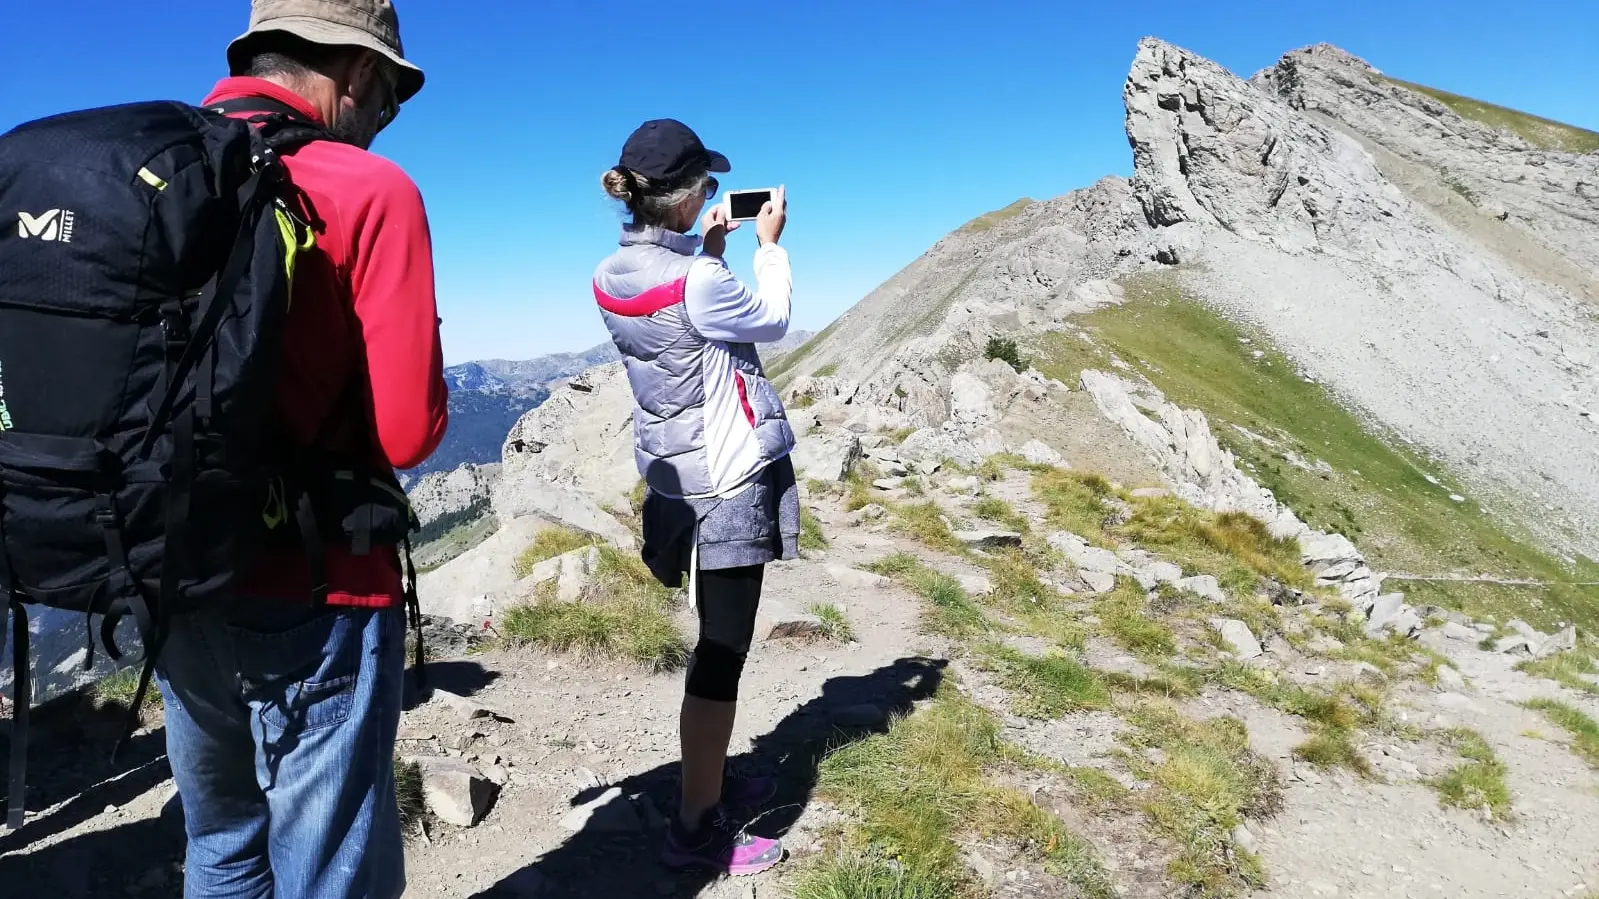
[{"xmin": 205, "ymin": 96, "xmax": 333, "ymax": 153}]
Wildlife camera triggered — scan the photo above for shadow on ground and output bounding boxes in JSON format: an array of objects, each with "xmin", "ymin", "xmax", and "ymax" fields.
[
  {"xmin": 0, "ymin": 693, "xmax": 180, "ymax": 897},
  {"xmin": 468, "ymin": 656, "xmax": 948, "ymax": 898}
]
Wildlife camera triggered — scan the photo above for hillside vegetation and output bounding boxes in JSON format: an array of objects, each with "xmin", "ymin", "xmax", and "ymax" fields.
[
  {"xmin": 1382, "ymin": 76, "xmax": 1599, "ymax": 154},
  {"xmin": 1029, "ymin": 273, "xmax": 1599, "ymax": 632}
]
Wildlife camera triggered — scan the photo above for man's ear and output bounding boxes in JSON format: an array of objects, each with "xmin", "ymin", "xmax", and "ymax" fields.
[{"xmin": 344, "ymin": 50, "xmax": 380, "ymax": 102}]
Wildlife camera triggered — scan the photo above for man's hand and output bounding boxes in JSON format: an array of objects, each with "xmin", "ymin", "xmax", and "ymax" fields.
[
  {"xmin": 700, "ymin": 202, "xmax": 739, "ymax": 257},
  {"xmin": 756, "ymin": 185, "xmax": 786, "ymax": 246}
]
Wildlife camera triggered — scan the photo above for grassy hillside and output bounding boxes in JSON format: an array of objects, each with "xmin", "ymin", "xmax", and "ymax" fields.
[
  {"xmin": 1029, "ymin": 272, "xmax": 1599, "ymax": 632},
  {"xmin": 1383, "ymin": 77, "xmax": 1599, "ymax": 154},
  {"xmin": 960, "ymin": 198, "xmax": 1036, "ymax": 232}
]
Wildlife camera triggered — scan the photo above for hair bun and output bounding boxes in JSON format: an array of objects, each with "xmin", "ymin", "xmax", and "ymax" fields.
[{"xmin": 601, "ymin": 167, "xmax": 634, "ymax": 202}]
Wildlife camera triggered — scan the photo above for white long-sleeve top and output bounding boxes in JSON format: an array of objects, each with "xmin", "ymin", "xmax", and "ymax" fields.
[
  {"xmin": 684, "ymin": 242, "xmax": 793, "ymax": 498},
  {"xmin": 683, "ymin": 243, "xmax": 792, "ymax": 342}
]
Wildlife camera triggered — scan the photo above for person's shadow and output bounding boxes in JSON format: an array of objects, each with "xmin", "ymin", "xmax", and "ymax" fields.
[{"xmin": 468, "ymin": 656, "xmax": 947, "ymax": 898}]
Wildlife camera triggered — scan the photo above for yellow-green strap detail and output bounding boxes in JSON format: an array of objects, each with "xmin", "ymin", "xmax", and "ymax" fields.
[{"xmin": 137, "ymin": 167, "xmax": 168, "ymax": 190}]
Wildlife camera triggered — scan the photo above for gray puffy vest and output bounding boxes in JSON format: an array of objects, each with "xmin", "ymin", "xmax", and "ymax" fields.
[{"xmin": 593, "ymin": 226, "xmax": 795, "ymax": 498}]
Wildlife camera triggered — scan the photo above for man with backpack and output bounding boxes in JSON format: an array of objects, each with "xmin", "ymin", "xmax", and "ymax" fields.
[{"xmin": 0, "ymin": 1, "xmax": 445, "ymax": 896}]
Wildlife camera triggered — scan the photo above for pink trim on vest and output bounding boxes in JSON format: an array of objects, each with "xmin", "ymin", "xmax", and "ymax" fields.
[
  {"xmin": 593, "ymin": 277, "xmax": 686, "ymax": 317},
  {"xmin": 734, "ymin": 373, "xmax": 757, "ymax": 428}
]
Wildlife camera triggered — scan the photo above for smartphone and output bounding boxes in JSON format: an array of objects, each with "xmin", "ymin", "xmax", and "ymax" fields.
[{"xmin": 725, "ymin": 188, "xmax": 776, "ymax": 222}]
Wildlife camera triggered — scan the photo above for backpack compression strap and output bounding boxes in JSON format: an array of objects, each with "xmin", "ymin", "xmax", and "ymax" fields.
[{"xmin": 5, "ymin": 596, "xmax": 29, "ymax": 830}]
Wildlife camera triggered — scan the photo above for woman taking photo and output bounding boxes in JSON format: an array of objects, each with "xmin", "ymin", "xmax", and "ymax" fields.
[{"xmin": 591, "ymin": 119, "xmax": 797, "ymax": 877}]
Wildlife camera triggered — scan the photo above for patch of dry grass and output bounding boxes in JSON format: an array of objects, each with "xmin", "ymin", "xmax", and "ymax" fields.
[
  {"xmin": 513, "ymin": 525, "xmax": 598, "ymax": 578},
  {"xmin": 500, "ymin": 546, "xmax": 688, "ymax": 671}
]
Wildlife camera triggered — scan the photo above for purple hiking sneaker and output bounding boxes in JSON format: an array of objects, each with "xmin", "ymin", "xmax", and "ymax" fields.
[{"xmin": 661, "ymin": 807, "xmax": 784, "ymax": 876}]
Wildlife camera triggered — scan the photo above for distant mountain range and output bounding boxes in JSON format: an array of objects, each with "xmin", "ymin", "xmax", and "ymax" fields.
[{"xmin": 402, "ymin": 330, "xmax": 814, "ymax": 486}]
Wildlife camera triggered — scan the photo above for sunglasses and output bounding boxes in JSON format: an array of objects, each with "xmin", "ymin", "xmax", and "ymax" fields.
[{"xmin": 705, "ymin": 176, "xmax": 719, "ymax": 200}]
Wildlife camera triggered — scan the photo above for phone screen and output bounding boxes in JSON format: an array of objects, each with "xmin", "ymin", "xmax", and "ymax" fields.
[{"xmin": 728, "ymin": 190, "xmax": 772, "ymax": 220}]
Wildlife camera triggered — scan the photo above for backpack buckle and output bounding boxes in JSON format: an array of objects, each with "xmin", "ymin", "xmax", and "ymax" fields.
[{"xmin": 161, "ymin": 303, "xmax": 189, "ymax": 353}]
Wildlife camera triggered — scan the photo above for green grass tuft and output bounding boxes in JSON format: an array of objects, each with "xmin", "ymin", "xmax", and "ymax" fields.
[
  {"xmin": 889, "ymin": 501, "xmax": 967, "ymax": 555},
  {"xmin": 394, "ymin": 756, "xmax": 426, "ymax": 829},
  {"xmin": 810, "ymin": 602, "xmax": 856, "ymax": 642},
  {"xmin": 500, "ymin": 546, "xmax": 688, "ymax": 671},
  {"xmin": 1516, "ymin": 649, "xmax": 1599, "ymax": 696},
  {"xmin": 801, "ymin": 506, "xmax": 830, "ymax": 551},
  {"xmin": 1293, "ymin": 729, "xmax": 1372, "ymax": 777},
  {"xmin": 867, "ymin": 553, "xmax": 989, "ymax": 637},
  {"xmin": 977, "ymin": 644, "xmax": 1113, "ymax": 718},
  {"xmin": 1524, "ymin": 698, "xmax": 1599, "ymax": 768},
  {"xmin": 973, "ymin": 495, "xmax": 1030, "ymax": 533},
  {"xmin": 92, "ymin": 667, "xmax": 163, "ymax": 714},
  {"xmin": 1430, "ymin": 728, "xmax": 1513, "ymax": 818},
  {"xmin": 1120, "ymin": 702, "xmax": 1282, "ymax": 894},
  {"xmin": 1094, "ymin": 579, "xmax": 1178, "ymax": 658},
  {"xmin": 513, "ymin": 526, "xmax": 599, "ymax": 578},
  {"xmin": 1120, "ymin": 496, "xmax": 1309, "ymax": 593},
  {"xmin": 1031, "ymin": 468, "xmax": 1117, "ymax": 545},
  {"xmin": 813, "ymin": 691, "xmax": 1115, "ymax": 899},
  {"xmin": 793, "ymin": 850, "xmax": 957, "ymax": 899}
]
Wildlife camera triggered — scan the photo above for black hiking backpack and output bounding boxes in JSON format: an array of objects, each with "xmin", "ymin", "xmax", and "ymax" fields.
[{"xmin": 0, "ymin": 98, "xmax": 424, "ymax": 830}]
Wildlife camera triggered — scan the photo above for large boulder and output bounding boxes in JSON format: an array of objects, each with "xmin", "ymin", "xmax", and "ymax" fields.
[{"xmin": 791, "ymin": 428, "xmax": 863, "ymax": 482}]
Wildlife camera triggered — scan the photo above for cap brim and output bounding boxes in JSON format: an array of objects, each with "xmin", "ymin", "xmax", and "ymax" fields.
[
  {"xmin": 706, "ymin": 150, "xmax": 731, "ymax": 173},
  {"xmin": 227, "ymin": 18, "xmax": 425, "ymax": 102}
]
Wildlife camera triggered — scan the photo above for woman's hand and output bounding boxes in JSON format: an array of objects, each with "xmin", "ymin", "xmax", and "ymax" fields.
[
  {"xmin": 756, "ymin": 185, "xmax": 786, "ymax": 246},
  {"xmin": 700, "ymin": 203, "xmax": 739, "ymax": 258}
]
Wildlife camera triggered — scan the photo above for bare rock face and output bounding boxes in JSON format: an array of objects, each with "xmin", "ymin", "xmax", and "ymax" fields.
[
  {"xmin": 497, "ymin": 362, "xmax": 639, "ymax": 517},
  {"xmin": 1122, "ymin": 37, "xmax": 1599, "ymax": 558},
  {"xmin": 410, "ymin": 462, "xmax": 500, "ymax": 529}
]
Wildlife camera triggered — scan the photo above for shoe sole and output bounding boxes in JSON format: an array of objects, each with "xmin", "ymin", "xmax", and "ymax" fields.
[{"xmin": 660, "ymin": 849, "xmax": 785, "ymax": 877}]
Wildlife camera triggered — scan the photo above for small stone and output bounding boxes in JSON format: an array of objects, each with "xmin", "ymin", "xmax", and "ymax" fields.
[
  {"xmin": 859, "ymin": 503, "xmax": 886, "ymax": 521},
  {"xmin": 826, "ymin": 564, "xmax": 890, "ymax": 589},
  {"xmin": 1436, "ymin": 666, "xmax": 1467, "ymax": 692},
  {"xmin": 835, "ymin": 703, "xmax": 888, "ymax": 728},
  {"xmin": 954, "ymin": 529, "xmax": 1024, "ymax": 550},
  {"xmin": 1210, "ymin": 618, "xmax": 1262, "ymax": 660},
  {"xmin": 431, "ymin": 688, "xmax": 492, "ymax": 722},
  {"xmin": 1144, "ymin": 561, "xmax": 1183, "ymax": 584},
  {"xmin": 482, "ymin": 765, "xmax": 511, "ymax": 785},
  {"xmin": 557, "ymin": 546, "xmax": 598, "ymax": 602},
  {"xmin": 1231, "ymin": 824, "xmax": 1259, "ymax": 855},
  {"xmin": 559, "ymin": 786, "xmax": 642, "ymax": 833},
  {"xmin": 1442, "ymin": 621, "xmax": 1478, "ymax": 642},
  {"xmin": 409, "ymin": 756, "xmax": 499, "ymax": 827},
  {"xmin": 873, "ymin": 477, "xmax": 905, "ymax": 490},
  {"xmin": 762, "ymin": 603, "xmax": 827, "ymax": 641},
  {"xmin": 1082, "ymin": 570, "xmax": 1117, "ymax": 593},
  {"xmin": 1495, "ymin": 636, "xmax": 1539, "ymax": 656},
  {"xmin": 1177, "ymin": 575, "xmax": 1226, "ymax": 603}
]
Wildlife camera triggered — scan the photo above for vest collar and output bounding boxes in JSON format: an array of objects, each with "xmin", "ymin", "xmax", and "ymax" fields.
[{"xmin": 620, "ymin": 224, "xmax": 701, "ymax": 256}]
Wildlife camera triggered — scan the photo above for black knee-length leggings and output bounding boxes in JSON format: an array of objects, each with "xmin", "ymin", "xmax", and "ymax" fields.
[{"xmin": 684, "ymin": 564, "xmax": 764, "ymax": 702}]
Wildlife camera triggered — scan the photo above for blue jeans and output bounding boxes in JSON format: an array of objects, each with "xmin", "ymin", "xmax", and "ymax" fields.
[{"xmin": 155, "ymin": 598, "xmax": 406, "ymax": 899}]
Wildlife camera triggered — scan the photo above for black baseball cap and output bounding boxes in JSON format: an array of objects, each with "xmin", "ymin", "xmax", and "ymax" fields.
[{"xmin": 617, "ymin": 119, "xmax": 731, "ymax": 186}]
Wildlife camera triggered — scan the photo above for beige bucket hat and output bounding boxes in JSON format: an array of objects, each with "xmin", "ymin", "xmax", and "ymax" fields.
[{"xmin": 226, "ymin": 0, "xmax": 425, "ymax": 102}]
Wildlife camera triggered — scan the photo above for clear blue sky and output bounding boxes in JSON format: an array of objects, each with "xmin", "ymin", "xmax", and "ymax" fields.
[{"xmin": 3, "ymin": 1, "xmax": 1595, "ymax": 365}]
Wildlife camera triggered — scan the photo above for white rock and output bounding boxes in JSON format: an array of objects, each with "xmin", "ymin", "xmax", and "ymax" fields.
[
  {"xmin": 1231, "ymin": 824, "xmax": 1260, "ymax": 855},
  {"xmin": 791, "ymin": 428, "xmax": 864, "ymax": 482},
  {"xmin": 1299, "ymin": 531, "xmax": 1363, "ymax": 566},
  {"xmin": 945, "ymin": 475, "xmax": 982, "ymax": 494},
  {"xmin": 1436, "ymin": 666, "xmax": 1467, "ymax": 692},
  {"xmin": 1145, "ymin": 561, "xmax": 1184, "ymax": 584},
  {"xmin": 1441, "ymin": 621, "xmax": 1479, "ymax": 642},
  {"xmin": 872, "ymin": 477, "xmax": 905, "ymax": 491},
  {"xmin": 1210, "ymin": 618, "xmax": 1263, "ymax": 659},
  {"xmin": 1176, "ymin": 575, "xmax": 1226, "ymax": 603},
  {"xmin": 949, "ymin": 372, "xmax": 998, "ymax": 429},
  {"xmin": 558, "ymin": 786, "xmax": 641, "ymax": 833},
  {"xmin": 958, "ymin": 574, "xmax": 994, "ymax": 596},
  {"xmin": 1019, "ymin": 440, "xmax": 1066, "ymax": 468},
  {"xmin": 826, "ymin": 564, "xmax": 890, "ymax": 590},
  {"xmin": 1533, "ymin": 626, "xmax": 1578, "ymax": 659},
  {"xmin": 1082, "ymin": 570, "xmax": 1117, "ymax": 594},
  {"xmin": 1047, "ymin": 531, "xmax": 1122, "ymax": 574},
  {"xmin": 409, "ymin": 756, "xmax": 499, "ymax": 827},
  {"xmin": 557, "ymin": 546, "xmax": 598, "ymax": 602},
  {"xmin": 431, "ymin": 688, "xmax": 493, "ymax": 722}
]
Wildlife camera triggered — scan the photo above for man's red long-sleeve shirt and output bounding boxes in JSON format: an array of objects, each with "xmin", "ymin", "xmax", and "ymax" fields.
[{"xmin": 204, "ymin": 77, "xmax": 449, "ymax": 608}]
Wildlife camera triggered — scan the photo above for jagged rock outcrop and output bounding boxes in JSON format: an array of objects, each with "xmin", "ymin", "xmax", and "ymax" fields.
[
  {"xmin": 1121, "ymin": 37, "xmax": 1599, "ymax": 558},
  {"xmin": 410, "ymin": 462, "xmax": 500, "ymax": 529}
]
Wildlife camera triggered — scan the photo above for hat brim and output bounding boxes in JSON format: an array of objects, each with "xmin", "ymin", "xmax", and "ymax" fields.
[
  {"xmin": 227, "ymin": 17, "xmax": 425, "ymax": 103},
  {"xmin": 706, "ymin": 150, "xmax": 731, "ymax": 174}
]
